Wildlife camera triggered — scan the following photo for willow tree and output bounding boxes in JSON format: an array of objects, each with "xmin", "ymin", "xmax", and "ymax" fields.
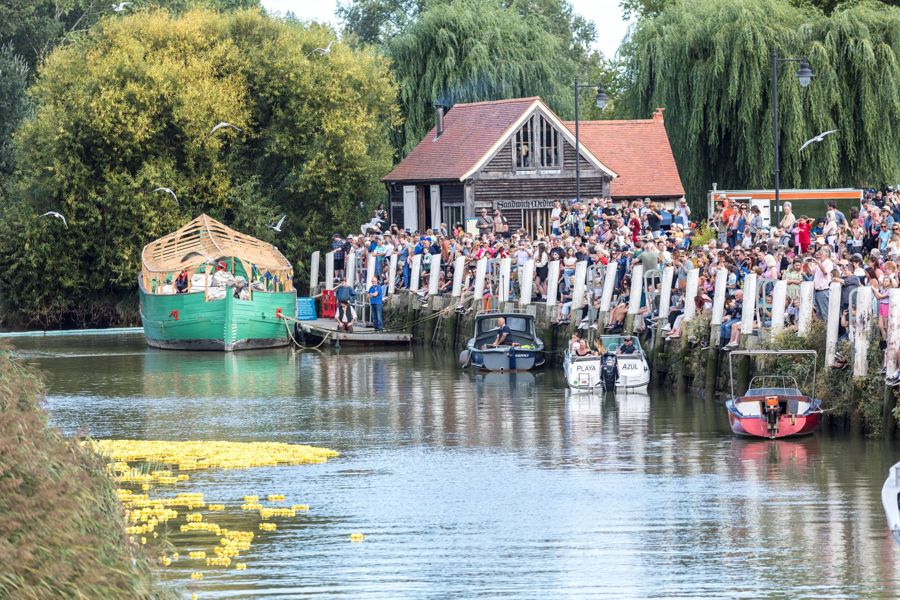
[
  {"xmin": 388, "ymin": 0, "xmax": 577, "ymax": 154},
  {"xmin": 622, "ymin": 0, "xmax": 900, "ymax": 206},
  {"xmin": 0, "ymin": 9, "xmax": 397, "ymax": 327}
]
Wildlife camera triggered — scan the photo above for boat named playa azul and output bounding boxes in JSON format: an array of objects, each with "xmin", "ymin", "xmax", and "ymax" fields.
[{"xmin": 139, "ymin": 214, "xmax": 296, "ymax": 351}]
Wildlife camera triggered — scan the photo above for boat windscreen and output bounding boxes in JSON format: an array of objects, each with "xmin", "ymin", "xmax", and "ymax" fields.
[
  {"xmin": 744, "ymin": 387, "xmax": 803, "ymax": 397},
  {"xmin": 477, "ymin": 316, "xmax": 531, "ymax": 334}
]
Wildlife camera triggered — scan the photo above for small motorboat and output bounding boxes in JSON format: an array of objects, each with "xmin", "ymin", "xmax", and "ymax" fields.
[
  {"xmin": 882, "ymin": 462, "xmax": 900, "ymax": 545},
  {"xmin": 462, "ymin": 311, "xmax": 545, "ymax": 372},
  {"xmin": 562, "ymin": 334, "xmax": 650, "ymax": 390},
  {"xmin": 724, "ymin": 350, "xmax": 822, "ymax": 439}
]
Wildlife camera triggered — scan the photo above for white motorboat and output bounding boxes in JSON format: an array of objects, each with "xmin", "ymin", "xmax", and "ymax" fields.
[
  {"xmin": 562, "ymin": 334, "xmax": 650, "ymax": 391},
  {"xmin": 882, "ymin": 461, "xmax": 900, "ymax": 545}
]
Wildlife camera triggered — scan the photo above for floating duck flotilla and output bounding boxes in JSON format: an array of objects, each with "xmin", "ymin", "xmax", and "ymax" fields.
[{"xmin": 88, "ymin": 439, "xmax": 337, "ymax": 594}]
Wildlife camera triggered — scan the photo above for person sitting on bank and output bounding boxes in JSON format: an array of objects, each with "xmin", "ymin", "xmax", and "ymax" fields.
[
  {"xmin": 484, "ymin": 317, "xmax": 512, "ymax": 348},
  {"xmin": 335, "ymin": 299, "xmax": 356, "ymax": 332},
  {"xmin": 616, "ymin": 336, "xmax": 637, "ymax": 355}
]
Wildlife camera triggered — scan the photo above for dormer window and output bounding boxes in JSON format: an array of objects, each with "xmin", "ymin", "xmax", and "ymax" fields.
[{"xmin": 514, "ymin": 114, "xmax": 559, "ymax": 170}]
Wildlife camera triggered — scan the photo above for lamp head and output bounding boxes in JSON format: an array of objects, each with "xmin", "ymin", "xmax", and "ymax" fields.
[
  {"xmin": 796, "ymin": 60, "xmax": 814, "ymax": 88},
  {"xmin": 595, "ymin": 86, "xmax": 609, "ymax": 110}
]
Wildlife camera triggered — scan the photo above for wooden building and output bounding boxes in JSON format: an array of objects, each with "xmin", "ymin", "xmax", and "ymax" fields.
[
  {"xmin": 383, "ymin": 97, "xmax": 615, "ymax": 236},
  {"xmin": 383, "ymin": 97, "xmax": 684, "ymax": 235}
]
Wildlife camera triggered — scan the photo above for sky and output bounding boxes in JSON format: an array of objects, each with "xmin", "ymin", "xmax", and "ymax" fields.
[{"xmin": 259, "ymin": 0, "xmax": 633, "ymax": 58}]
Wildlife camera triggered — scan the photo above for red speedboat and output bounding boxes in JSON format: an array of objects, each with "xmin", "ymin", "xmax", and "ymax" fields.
[{"xmin": 724, "ymin": 350, "xmax": 822, "ymax": 439}]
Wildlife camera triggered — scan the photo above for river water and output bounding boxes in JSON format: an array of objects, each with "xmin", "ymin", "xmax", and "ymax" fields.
[{"xmin": 9, "ymin": 332, "xmax": 900, "ymax": 599}]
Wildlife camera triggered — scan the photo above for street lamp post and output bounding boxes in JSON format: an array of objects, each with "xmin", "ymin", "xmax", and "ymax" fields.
[
  {"xmin": 574, "ymin": 81, "xmax": 609, "ymax": 203},
  {"xmin": 771, "ymin": 48, "xmax": 814, "ymax": 220}
]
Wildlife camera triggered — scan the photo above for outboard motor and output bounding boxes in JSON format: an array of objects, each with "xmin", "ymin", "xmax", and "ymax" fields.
[
  {"xmin": 600, "ymin": 352, "xmax": 618, "ymax": 392},
  {"xmin": 764, "ymin": 395, "xmax": 781, "ymax": 438}
]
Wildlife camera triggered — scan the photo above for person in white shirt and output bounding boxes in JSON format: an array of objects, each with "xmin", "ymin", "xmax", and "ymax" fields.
[
  {"xmin": 811, "ymin": 247, "xmax": 834, "ymax": 321},
  {"xmin": 674, "ymin": 197, "xmax": 691, "ymax": 228}
]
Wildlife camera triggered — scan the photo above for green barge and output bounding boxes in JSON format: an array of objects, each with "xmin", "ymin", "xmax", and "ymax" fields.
[{"xmin": 139, "ymin": 214, "xmax": 295, "ymax": 351}]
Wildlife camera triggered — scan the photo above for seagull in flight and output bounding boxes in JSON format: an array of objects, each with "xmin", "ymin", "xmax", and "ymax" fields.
[
  {"xmin": 40, "ymin": 211, "xmax": 68, "ymax": 228},
  {"xmin": 799, "ymin": 129, "xmax": 838, "ymax": 152},
  {"xmin": 209, "ymin": 121, "xmax": 243, "ymax": 136},
  {"xmin": 306, "ymin": 41, "xmax": 334, "ymax": 57},
  {"xmin": 152, "ymin": 187, "xmax": 178, "ymax": 203},
  {"xmin": 267, "ymin": 215, "xmax": 287, "ymax": 233},
  {"xmin": 112, "ymin": 2, "xmax": 130, "ymax": 12}
]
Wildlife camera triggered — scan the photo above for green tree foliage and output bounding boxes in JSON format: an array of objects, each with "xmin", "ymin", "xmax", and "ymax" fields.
[
  {"xmin": 336, "ymin": 0, "xmax": 426, "ymax": 46},
  {"xmin": 622, "ymin": 0, "xmax": 900, "ymax": 206},
  {"xmin": 0, "ymin": 0, "xmax": 261, "ymax": 73},
  {"xmin": 387, "ymin": 0, "xmax": 588, "ymax": 154},
  {"xmin": 0, "ymin": 9, "xmax": 398, "ymax": 327},
  {"xmin": 622, "ymin": 0, "xmax": 900, "ymax": 19},
  {"xmin": 0, "ymin": 44, "xmax": 30, "ymax": 188}
]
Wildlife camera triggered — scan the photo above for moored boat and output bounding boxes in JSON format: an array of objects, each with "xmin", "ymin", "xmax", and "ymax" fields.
[
  {"xmin": 882, "ymin": 462, "xmax": 900, "ymax": 545},
  {"xmin": 463, "ymin": 311, "xmax": 545, "ymax": 371},
  {"xmin": 139, "ymin": 214, "xmax": 296, "ymax": 351},
  {"xmin": 563, "ymin": 335, "xmax": 650, "ymax": 390},
  {"xmin": 724, "ymin": 350, "xmax": 822, "ymax": 439}
]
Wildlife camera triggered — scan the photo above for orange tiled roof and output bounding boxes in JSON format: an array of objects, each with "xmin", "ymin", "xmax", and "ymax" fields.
[
  {"xmin": 564, "ymin": 110, "xmax": 685, "ymax": 199},
  {"xmin": 383, "ymin": 98, "xmax": 539, "ymax": 182}
]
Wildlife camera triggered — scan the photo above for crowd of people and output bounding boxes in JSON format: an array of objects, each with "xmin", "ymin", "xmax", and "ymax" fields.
[{"xmin": 327, "ymin": 188, "xmax": 900, "ymax": 383}]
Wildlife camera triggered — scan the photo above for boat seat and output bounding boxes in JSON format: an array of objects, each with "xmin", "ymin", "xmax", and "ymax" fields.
[{"xmin": 786, "ymin": 397, "xmax": 800, "ymax": 415}]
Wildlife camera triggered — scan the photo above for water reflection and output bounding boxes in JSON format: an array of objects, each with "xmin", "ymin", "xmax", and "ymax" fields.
[{"xmin": 9, "ymin": 334, "xmax": 900, "ymax": 598}]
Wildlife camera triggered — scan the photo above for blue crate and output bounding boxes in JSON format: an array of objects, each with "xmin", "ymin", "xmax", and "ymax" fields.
[{"xmin": 296, "ymin": 297, "xmax": 317, "ymax": 321}]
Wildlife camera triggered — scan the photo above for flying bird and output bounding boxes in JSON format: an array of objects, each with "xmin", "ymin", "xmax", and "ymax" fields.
[
  {"xmin": 112, "ymin": 2, "xmax": 130, "ymax": 12},
  {"xmin": 152, "ymin": 187, "xmax": 178, "ymax": 203},
  {"xmin": 799, "ymin": 129, "xmax": 838, "ymax": 153},
  {"xmin": 267, "ymin": 215, "xmax": 287, "ymax": 233},
  {"xmin": 40, "ymin": 211, "xmax": 68, "ymax": 228},
  {"xmin": 209, "ymin": 121, "xmax": 243, "ymax": 136},
  {"xmin": 306, "ymin": 41, "xmax": 334, "ymax": 57}
]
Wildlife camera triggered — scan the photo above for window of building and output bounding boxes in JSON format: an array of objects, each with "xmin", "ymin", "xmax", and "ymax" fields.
[{"xmin": 514, "ymin": 114, "xmax": 559, "ymax": 170}]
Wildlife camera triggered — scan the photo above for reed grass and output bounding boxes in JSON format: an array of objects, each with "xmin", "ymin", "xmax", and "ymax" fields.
[{"xmin": 0, "ymin": 348, "xmax": 174, "ymax": 599}]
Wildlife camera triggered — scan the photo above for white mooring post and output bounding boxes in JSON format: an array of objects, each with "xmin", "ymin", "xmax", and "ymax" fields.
[
  {"xmin": 770, "ymin": 280, "xmax": 787, "ymax": 339},
  {"xmin": 387, "ymin": 254, "xmax": 398, "ymax": 295},
  {"xmin": 740, "ymin": 273, "xmax": 757, "ymax": 335},
  {"xmin": 572, "ymin": 260, "xmax": 588, "ymax": 310},
  {"xmin": 309, "ymin": 251, "xmax": 320, "ymax": 294},
  {"xmin": 367, "ymin": 254, "xmax": 377, "ymax": 285},
  {"xmin": 409, "ymin": 254, "xmax": 422, "ymax": 293},
  {"xmin": 824, "ymin": 280, "xmax": 843, "ymax": 367},
  {"xmin": 546, "ymin": 260, "xmax": 561, "ymax": 308},
  {"xmin": 628, "ymin": 265, "xmax": 644, "ymax": 316},
  {"xmin": 682, "ymin": 268, "xmax": 700, "ymax": 322},
  {"xmin": 710, "ymin": 267, "xmax": 728, "ymax": 325},
  {"xmin": 498, "ymin": 257, "xmax": 512, "ymax": 304},
  {"xmin": 428, "ymin": 255, "xmax": 441, "ymax": 296},
  {"xmin": 519, "ymin": 259, "xmax": 535, "ymax": 307},
  {"xmin": 598, "ymin": 262, "xmax": 619, "ymax": 328},
  {"xmin": 325, "ymin": 251, "xmax": 335, "ymax": 290},
  {"xmin": 473, "ymin": 257, "xmax": 488, "ymax": 306},
  {"xmin": 886, "ymin": 289, "xmax": 900, "ymax": 378},
  {"xmin": 657, "ymin": 266, "xmax": 675, "ymax": 323},
  {"xmin": 853, "ymin": 285, "xmax": 873, "ymax": 377},
  {"xmin": 451, "ymin": 255, "xmax": 466, "ymax": 298},
  {"xmin": 346, "ymin": 252, "xmax": 356, "ymax": 288},
  {"xmin": 797, "ymin": 281, "xmax": 814, "ymax": 337}
]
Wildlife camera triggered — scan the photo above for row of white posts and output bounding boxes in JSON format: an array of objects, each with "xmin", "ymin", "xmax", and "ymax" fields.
[{"xmin": 311, "ymin": 250, "xmax": 900, "ymax": 378}]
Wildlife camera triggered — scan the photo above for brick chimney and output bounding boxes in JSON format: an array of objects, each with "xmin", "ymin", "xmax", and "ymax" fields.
[
  {"xmin": 652, "ymin": 107, "xmax": 665, "ymax": 122},
  {"xmin": 434, "ymin": 106, "xmax": 445, "ymax": 139}
]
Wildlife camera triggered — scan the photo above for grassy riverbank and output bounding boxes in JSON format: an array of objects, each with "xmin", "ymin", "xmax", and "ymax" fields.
[{"xmin": 0, "ymin": 349, "xmax": 172, "ymax": 599}]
